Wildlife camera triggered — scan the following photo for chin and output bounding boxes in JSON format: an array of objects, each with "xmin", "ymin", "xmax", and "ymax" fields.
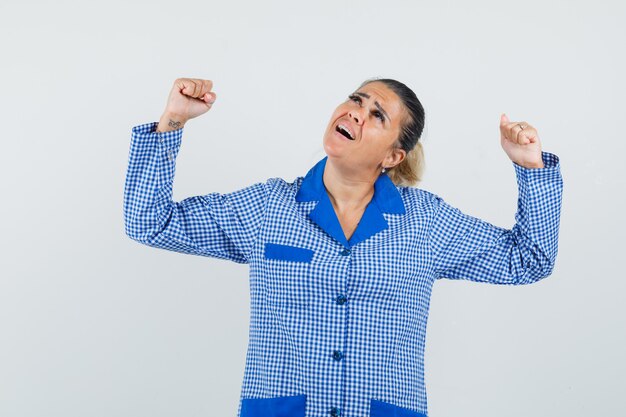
[
  {"xmin": 323, "ymin": 129, "xmax": 352, "ymax": 159},
  {"xmin": 322, "ymin": 136, "xmax": 345, "ymax": 160}
]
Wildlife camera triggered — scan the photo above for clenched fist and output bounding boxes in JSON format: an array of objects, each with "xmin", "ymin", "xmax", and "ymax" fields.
[
  {"xmin": 499, "ymin": 113, "xmax": 544, "ymax": 169},
  {"xmin": 156, "ymin": 78, "xmax": 217, "ymax": 132}
]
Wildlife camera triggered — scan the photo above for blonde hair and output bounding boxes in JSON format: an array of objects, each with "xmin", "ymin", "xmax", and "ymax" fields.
[{"xmin": 387, "ymin": 141, "xmax": 425, "ymax": 187}]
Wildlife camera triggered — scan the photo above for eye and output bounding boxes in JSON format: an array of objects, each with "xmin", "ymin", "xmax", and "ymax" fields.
[
  {"xmin": 348, "ymin": 94, "xmax": 361, "ymax": 104},
  {"xmin": 348, "ymin": 94, "xmax": 385, "ymax": 124}
]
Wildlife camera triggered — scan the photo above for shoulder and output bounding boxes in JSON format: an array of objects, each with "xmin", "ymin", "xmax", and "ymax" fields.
[
  {"xmin": 397, "ymin": 185, "xmax": 442, "ymax": 214},
  {"xmin": 262, "ymin": 176, "xmax": 299, "ymax": 193},
  {"xmin": 238, "ymin": 176, "xmax": 290, "ymax": 194},
  {"xmin": 252, "ymin": 176, "xmax": 302, "ymax": 203}
]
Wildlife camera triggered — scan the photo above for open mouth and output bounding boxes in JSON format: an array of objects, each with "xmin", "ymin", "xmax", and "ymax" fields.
[{"xmin": 335, "ymin": 123, "xmax": 355, "ymax": 140}]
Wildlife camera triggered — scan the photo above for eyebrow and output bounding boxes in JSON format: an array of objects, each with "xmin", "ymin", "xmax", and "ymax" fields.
[{"xmin": 354, "ymin": 91, "xmax": 391, "ymax": 123}]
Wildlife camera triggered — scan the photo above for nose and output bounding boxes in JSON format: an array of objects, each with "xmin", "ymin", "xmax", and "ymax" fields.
[{"xmin": 349, "ymin": 108, "xmax": 363, "ymax": 125}]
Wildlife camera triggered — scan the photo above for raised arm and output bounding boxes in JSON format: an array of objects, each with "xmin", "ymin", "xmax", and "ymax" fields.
[
  {"xmin": 123, "ymin": 78, "xmax": 274, "ymax": 264},
  {"xmin": 429, "ymin": 113, "xmax": 563, "ymax": 285},
  {"xmin": 430, "ymin": 151, "xmax": 563, "ymax": 285}
]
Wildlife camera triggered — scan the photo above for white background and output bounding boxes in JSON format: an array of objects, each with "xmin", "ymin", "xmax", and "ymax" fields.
[{"xmin": 1, "ymin": 0, "xmax": 624, "ymax": 416}]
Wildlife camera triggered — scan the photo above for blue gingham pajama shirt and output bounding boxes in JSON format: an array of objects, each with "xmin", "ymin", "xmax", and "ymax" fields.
[{"xmin": 123, "ymin": 121, "xmax": 564, "ymax": 417}]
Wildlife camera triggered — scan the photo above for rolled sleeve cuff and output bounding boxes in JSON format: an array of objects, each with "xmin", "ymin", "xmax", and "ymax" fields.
[
  {"xmin": 513, "ymin": 151, "xmax": 561, "ymax": 185},
  {"xmin": 131, "ymin": 121, "xmax": 184, "ymax": 150}
]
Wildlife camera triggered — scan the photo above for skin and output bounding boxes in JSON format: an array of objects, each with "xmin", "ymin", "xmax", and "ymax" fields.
[
  {"xmin": 321, "ymin": 81, "xmax": 409, "ymax": 223},
  {"xmin": 499, "ymin": 113, "xmax": 545, "ymax": 169}
]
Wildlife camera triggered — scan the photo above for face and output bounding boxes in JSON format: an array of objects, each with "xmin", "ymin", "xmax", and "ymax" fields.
[{"xmin": 322, "ymin": 81, "xmax": 408, "ymax": 175}]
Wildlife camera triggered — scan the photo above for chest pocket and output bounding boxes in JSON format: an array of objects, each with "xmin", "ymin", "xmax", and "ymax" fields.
[{"xmin": 263, "ymin": 242, "xmax": 315, "ymax": 307}]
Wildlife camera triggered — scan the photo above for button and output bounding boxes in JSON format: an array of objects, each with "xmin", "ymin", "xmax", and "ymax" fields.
[
  {"xmin": 336, "ymin": 294, "xmax": 347, "ymax": 305},
  {"xmin": 332, "ymin": 350, "xmax": 344, "ymax": 361},
  {"xmin": 167, "ymin": 150, "xmax": 174, "ymax": 160},
  {"xmin": 339, "ymin": 248, "xmax": 351, "ymax": 256},
  {"xmin": 159, "ymin": 135, "xmax": 164, "ymax": 143},
  {"xmin": 329, "ymin": 406, "xmax": 341, "ymax": 416}
]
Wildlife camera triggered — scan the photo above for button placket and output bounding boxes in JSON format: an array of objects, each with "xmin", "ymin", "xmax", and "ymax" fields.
[{"xmin": 330, "ymin": 247, "xmax": 350, "ymax": 417}]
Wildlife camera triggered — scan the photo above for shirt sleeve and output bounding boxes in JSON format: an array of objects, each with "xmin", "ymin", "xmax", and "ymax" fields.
[
  {"xmin": 123, "ymin": 121, "xmax": 274, "ymax": 264},
  {"xmin": 429, "ymin": 151, "xmax": 563, "ymax": 285}
]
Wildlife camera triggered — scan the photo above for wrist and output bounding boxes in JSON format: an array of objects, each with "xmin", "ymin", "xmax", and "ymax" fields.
[
  {"xmin": 516, "ymin": 160, "xmax": 545, "ymax": 169},
  {"xmin": 156, "ymin": 112, "xmax": 187, "ymax": 133}
]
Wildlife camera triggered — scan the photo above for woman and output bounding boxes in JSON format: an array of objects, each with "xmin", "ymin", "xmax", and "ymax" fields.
[{"xmin": 123, "ymin": 77, "xmax": 563, "ymax": 417}]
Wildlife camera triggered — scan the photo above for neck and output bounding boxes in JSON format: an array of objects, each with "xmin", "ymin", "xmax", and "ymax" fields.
[{"xmin": 322, "ymin": 158, "xmax": 378, "ymax": 212}]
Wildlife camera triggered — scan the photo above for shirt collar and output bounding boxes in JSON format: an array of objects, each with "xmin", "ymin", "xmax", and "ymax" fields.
[{"xmin": 295, "ymin": 156, "xmax": 406, "ymax": 248}]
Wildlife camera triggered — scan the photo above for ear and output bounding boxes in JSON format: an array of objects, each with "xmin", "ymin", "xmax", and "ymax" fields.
[{"xmin": 384, "ymin": 147, "xmax": 406, "ymax": 169}]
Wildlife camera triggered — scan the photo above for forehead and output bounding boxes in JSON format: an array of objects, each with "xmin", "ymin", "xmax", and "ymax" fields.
[{"xmin": 356, "ymin": 82, "xmax": 407, "ymax": 124}]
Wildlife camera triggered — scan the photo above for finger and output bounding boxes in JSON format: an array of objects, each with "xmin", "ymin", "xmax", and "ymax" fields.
[
  {"xmin": 201, "ymin": 79, "xmax": 213, "ymax": 96},
  {"xmin": 191, "ymin": 80, "xmax": 199, "ymax": 97},
  {"xmin": 514, "ymin": 126, "xmax": 531, "ymax": 144},
  {"xmin": 503, "ymin": 121, "xmax": 525, "ymax": 144},
  {"xmin": 181, "ymin": 79, "xmax": 198, "ymax": 97},
  {"xmin": 197, "ymin": 83, "xmax": 206, "ymax": 99},
  {"xmin": 512, "ymin": 122, "xmax": 532, "ymax": 144},
  {"xmin": 204, "ymin": 91, "xmax": 216, "ymax": 103},
  {"xmin": 519, "ymin": 127, "xmax": 538, "ymax": 144},
  {"xmin": 196, "ymin": 79, "xmax": 212, "ymax": 99},
  {"xmin": 511, "ymin": 124, "xmax": 524, "ymax": 144},
  {"xmin": 192, "ymin": 80, "xmax": 202, "ymax": 97},
  {"xmin": 502, "ymin": 123, "xmax": 520, "ymax": 143},
  {"xmin": 500, "ymin": 113, "xmax": 513, "ymax": 139}
]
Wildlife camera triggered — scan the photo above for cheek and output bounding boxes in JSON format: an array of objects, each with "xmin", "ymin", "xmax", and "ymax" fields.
[
  {"xmin": 383, "ymin": 128, "xmax": 400, "ymax": 147},
  {"xmin": 365, "ymin": 130, "xmax": 395, "ymax": 155}
]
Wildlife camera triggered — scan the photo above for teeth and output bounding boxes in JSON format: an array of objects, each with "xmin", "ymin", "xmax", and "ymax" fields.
[{"xmin": 337, "ymin": 124, "xmax": 354, "ymax": 139}]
